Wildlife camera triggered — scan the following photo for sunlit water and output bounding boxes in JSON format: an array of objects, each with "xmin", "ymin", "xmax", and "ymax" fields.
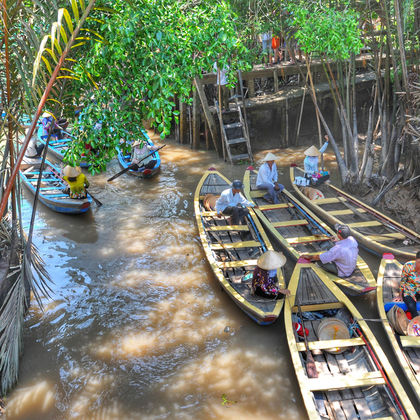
[{"xmin": 6, "ymin": 137, "xmax": 415, "ymax": 420}]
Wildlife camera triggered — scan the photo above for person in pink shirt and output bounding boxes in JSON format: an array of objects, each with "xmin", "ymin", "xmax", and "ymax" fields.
[{"xmin": 301, "ymin": 224, "xmax": 358, "ymax": 278}]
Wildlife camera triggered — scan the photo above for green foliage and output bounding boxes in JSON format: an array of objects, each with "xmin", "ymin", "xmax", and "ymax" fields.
[
  {"xmin": 65, "ymin": 0, "xmax": 253, "ymax": 172},
  {"xmin": 287, "ymin": 2, "xmax": 363, "ymax": 60}
]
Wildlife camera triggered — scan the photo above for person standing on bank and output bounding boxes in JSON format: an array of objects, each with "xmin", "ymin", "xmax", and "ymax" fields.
[
  {"xmin": 301, "ymin": 224, "xmax": 358, "ymax": 278},
  {"xmin": 394, "ymin": 251, "xmax": 420, "ymax": 319},
  {"xmin": 213, "ymin": 61, "xmax": 229, "ymax": 111},
  {"xmin": 303, "ymin": 139, "xmax": 329, "ymax": 186},
  {"xmin": 256, "ymin": 152, "xmax": 284, "ymax": 204},
  {"xmin": 215, "ymin": 180, "xmax": 254, "ymax": 225}
]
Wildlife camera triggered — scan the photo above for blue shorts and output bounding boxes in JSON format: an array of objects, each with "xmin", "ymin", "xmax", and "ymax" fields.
[{"xmin": 262, "ymin": 39, "xmax": 271, "ymax": 52}]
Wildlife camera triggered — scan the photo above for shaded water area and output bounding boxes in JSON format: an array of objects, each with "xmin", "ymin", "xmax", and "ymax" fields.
[{"xmin": 6, "ymin": 136, "xmax": 415, "ymax": 419}]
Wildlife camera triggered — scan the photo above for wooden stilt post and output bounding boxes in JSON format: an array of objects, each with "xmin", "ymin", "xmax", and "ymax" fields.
[
  {"xmin": 274, "ymin": 69, "xmax": 279, "ymax": 92},
  {"xmin": 192, "ymin": 87, "xmax": 200, "ymax": 150},
  {"xmin": 204, "ymin": 119, "xmax": 209, "ymax": 150},
  {"xmin": 285, "ymin": 96, "xmax": 289, "ymax": 147},
  {"xmin": 248, "ymin": 78, "xmax": 255, "ymax": 97},
  {"xmin": 179, "ymin": 100, "xmax": 187, "ymax": 144}
]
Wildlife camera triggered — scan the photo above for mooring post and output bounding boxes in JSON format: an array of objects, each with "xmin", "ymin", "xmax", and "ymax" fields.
[
  {"xmin": 179, "ymin": 100, "xmax": 187, "ymax": 144},
  {"xmin": 192, "ymin": 87, "xmax": 200, "ymax": 150}
]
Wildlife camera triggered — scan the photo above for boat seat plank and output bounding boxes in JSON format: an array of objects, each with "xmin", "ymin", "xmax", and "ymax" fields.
[
  {"xmin": 44, "ymin": 194, "xmax": 69, "ymax": 198},
  {"xmin": 366, "ymin": 232, "xmax": 406, "ymax": 242},
  {"xmin": 28, "ymin": 178, "xmax": 61, "ymax": 182},
  {"xmin": 347, "ymin": 221, "xmax": 383, "ymax": 228},
  {"xmin": 217, "ymin": 260, "xmax": 257, "ymax": 269},
  {"xmin": 250, "ymin": 191, "xmax": 267, "ymax": 198},
  {"xmin": 201, "ymin": 211, "xmax": 218, "ymax": 217},
  {"xmin": 286, "ymin": 235, "xmax": 331, "ymax": 244},
  {"xmin": 399, "ymin": 336, "xmax": 420, "ymax": 348},
  {"xmin": 314, "ymin": 197, "xmax": 347, "ymax": 205},
  {"xmin": 40, "ymin": 187, "xmax": 63, "ymax": 190},
  {"xmin": 307, "ymin": 371, "xmax": 385, "ymax": 391},
  {"xmin": 272, "ymin": 220, "xmax": 309, "ymax": 228},
  {"xmin": 207, "ymin": 225, "xmax": 249, "ymax": 231},
  {"xmin": 210, "ymin": 240, "xmax": 260, "ymax": 250},
  {"xmin": 328, "ymin": 209, "xmax": 367, "ymax": 216},
  {"xmin": 258, "ymin": 203, "xmax": 294, "ymax": 210},
  {"xmin": 24, "ymin": 171, "xmax": 54, "ymax": 175},
  {"xmin": 296, "ymin": 338, "xmax": 365, "ymax": 352}
]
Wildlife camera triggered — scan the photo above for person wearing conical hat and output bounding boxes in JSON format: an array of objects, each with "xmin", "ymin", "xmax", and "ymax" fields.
[
  {"xmin": 62, "ymin": 165, "xmax": 89, "ymax": 199},
  {"xmin": 131, "ymin": 139, "xmax": 159, "ymax": 170},
  {"xmin": 215, "ymin": 179, "xmax": 255, "ymax": 225},
  {"xmin": 252, "ymin": 250, "xmax": 290, "ymax": 299},
  {"xmin": 256, "ymin": 152, "xmax": 284, "ymax": 204},
  {"xmin": 303, "ymin": 139, "xmax": 329, "ymax": 186}
]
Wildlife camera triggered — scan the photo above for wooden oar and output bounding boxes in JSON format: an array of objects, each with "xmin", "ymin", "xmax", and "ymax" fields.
[
  {"xmin": 107, "ymin": 144, "xmax": 166, "ymax": 182},
  {"xmin": 85, "ymin": 189, "xmax": 102, "ymax": 207},
  {"xmin": 297, "ymin": 303, "xmax": 318, "ymax": 378}
]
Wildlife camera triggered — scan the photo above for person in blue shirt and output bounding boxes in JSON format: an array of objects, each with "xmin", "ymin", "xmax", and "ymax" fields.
[
  {"xmin": 256, "ymin": 152, "xmax": 284, "ymax": 204},
  {"xmin": 303, "ymin": 139, "xmax": 330, "ymax": 186}
]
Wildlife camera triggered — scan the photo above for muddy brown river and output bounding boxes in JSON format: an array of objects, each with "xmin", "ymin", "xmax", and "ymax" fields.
[{"xmin": 6, "ymin": 135, "xmax": 417, "ymax": 419}]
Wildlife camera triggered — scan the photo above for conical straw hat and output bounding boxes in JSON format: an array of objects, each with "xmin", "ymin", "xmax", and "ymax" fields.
[
  {"xmin": 63, "ymin": 165, "xmax": 81, "ymax": 178},
  {"xmin": 262, "ymin": 152, "xmax": 278, "ymax": 162},
  {"xmin": 387, "ymin": 305, "xmax": 409, "ymax": 335},
  {"xmin": 407, "ymin": 316, "xmax": 420, "ymax": 336},
  {"xmin": 304, "ymin": 145, "xmax": 320, "ymax": 157},
  {"xmin": 257, "ymin": 250, "xmax": 286, "ymax": 270}
]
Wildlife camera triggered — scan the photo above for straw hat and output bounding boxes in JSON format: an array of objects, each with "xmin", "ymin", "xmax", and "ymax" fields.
[
  {"xmin": 387, "ymin": 305, "xmax": 409, "ymax": 335},
  {"xmin": 257, "ymin": 250, "xmax": 286, "ymax": 270},
  {"xmin": 407, "ymin": 316, "xmax": 420, "ymax": 336},
  {"xmin": 63, "ymin": 165, "xmax": 81, "ymax": 178},
  {"xmin": 262, "ymin": 152, "xmax": 278, "ymax": 162},
  {"xmin": 41, "ymin": 111, "xmax": 52, "ymax": 119},
  {"xmin": 132, "ymin": 140, "xmax": 143, "ymax": 148},
  {"xmin": 304, "ymin": 145, "xmax": 321, "ymax": 157}
]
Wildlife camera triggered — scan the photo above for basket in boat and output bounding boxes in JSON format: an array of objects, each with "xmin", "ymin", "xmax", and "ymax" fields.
[{"xmin": 317, "ymin": 318, "xmax": 350, "ymax": 354}]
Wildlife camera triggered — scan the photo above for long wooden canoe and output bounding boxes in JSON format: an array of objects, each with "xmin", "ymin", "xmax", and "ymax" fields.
[
  {"xmin": 377, "ymin": 253, "xmax": 420, "ymax": 403},
  {"xmin": 285, "ymin": 259, "xmax": 417, "ymax": 419},
  {"xmin": 117, "ymin": 130, "xmax": 161, "ymax": 178},
  {"xmin": 195, "ymin": 169, "xmax": 285, "ymax": 325},
  {"xmin": 243, "ymin": 168, "xmax": 375, "ymax": 296},
  {"xmin": 20, "ymin": 158, "xmax": 92, "ymax": 214},
  {"xmin": 290, "ymin": 166, "xmax": 420, "ymax": 261}
]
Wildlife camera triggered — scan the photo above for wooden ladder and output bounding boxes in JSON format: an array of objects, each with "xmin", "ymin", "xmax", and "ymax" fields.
[{"xmin": 216, "ymin": 70, "xmax": 253, "ymax": 164}]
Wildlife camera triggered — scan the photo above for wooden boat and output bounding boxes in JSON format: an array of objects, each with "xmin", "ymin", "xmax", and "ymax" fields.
[
  {"xmin": 377, "ymin": 253, "xmax": 420, "ymax": 403},
  {"xmin": 243, "ymin": 168, "xmax": 375, "ymax": 296},
  {"xmin": 194, "ymin": 169, "xmax": 285, "ymax": 325},
  {"xmin": 37, "ymin": 123, "xmax": 89, "ymax": 168},
  {"xmin": 290, "ymin": 165, "xmax": 420, "ymax": 261},
  {"xmin": 117, "ymin": 129, "xmax": 160, "ymax": 178},
  {"xmin": 19, "ymin": 158, "xmax": 92, "ymax": 214},
  {"xmin": 285, "ymin": 258, "xmax": 417, "ymax": 419}
]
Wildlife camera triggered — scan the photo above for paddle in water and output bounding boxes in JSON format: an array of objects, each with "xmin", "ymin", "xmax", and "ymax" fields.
[
  {"xmin": 107, "ymin": 144, "xmax": 166, "ymax": 182},
  {"xmin": 297, "ymin": 304, "xmax": 318, "ymax": 378}
]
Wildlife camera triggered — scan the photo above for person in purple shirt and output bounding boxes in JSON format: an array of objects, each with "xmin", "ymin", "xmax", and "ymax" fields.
[{"xmin": 301, "ymin": 224, "xmax": 358, "ymax": 277}]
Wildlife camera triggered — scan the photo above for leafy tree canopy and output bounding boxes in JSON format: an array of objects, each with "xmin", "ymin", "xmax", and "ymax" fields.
[{"xmin": 65, "ymin": 0, "xmax": 254, "ymax": 173}]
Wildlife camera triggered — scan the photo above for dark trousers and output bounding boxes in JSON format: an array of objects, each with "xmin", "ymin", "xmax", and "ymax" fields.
[
  {"xmin": 222, "ymin": 206, "xmax": 249, "ymax": 225},
  {"xmin": 319, "ymin": 261, "xmax": 338, "ymax": 276},
  {"xmin": 403, "ymin": 293, "xmax": 419, "ymax": 318}
]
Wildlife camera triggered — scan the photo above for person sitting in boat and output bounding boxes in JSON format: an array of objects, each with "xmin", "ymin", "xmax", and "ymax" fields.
[
  {"xmin": 41, "ymin": 112, "xmax": 67, "ymax": 139},
  {"xmin": 215, "ymin": 180, "xmax": 255, "ymax": 225},
  {"xmin": 256, "ymin": 152, "xmax": 284, "ymax": 204},
  {"xmin": 303, "ymin": 139, "xmax": 329, "ymax": 186},
  {"xmin": 252, "ymin": 250, "xmax": 290, "ymax": 299},
  {"xmin": 394, "ymin": 251, "xmax": 420, "ymax": 319},
  {"xmin": 62, "ymin": 165, "xmax": 89, "ymax": 199},
  {"xmin": 23, "ymin": 135, "xmax": 44, "ymax": 162},
  {"xmin": 131, "ymin": 140, "xmax": 158, "ymax": 169},
  {"xmin": 301, "ymin": 224, "xmax": 358, "ymax": 278}
]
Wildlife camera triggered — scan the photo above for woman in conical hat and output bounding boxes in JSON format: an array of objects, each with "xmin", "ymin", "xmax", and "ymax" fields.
[
  {"xmin": 303, "ymin": 137, "xmax": 330, "ymax": 186},
  {"xmin": 63, "ymin": 165, "xmax": 89, "ymax": 199},
  {"xmin": 131, "ymin": 138, "xmax": 159, "ymax": 170},
  {"xmin": 252, "ymin": 251, "xmax": 290, "ymax": 299},
  {"xmin": 256, "ymin": 152, "xmax": 284, "ymax": 204}
]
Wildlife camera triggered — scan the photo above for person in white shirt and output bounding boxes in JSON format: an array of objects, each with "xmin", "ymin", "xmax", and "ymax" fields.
[
  {"xmin": 215, "ymin": 180, "xmax": 254, "ymax": 225},
  {"xmin": 213, "ymin": 62, "xmax": 229, "ymax": 110},
  {"xmin": 256, "ymin": 152, "xmax": 284, "ymax": 204}
]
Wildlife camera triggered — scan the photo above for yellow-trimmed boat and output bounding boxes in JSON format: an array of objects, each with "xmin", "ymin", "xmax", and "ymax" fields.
[
  {"xmin": 290, "ymin": 165, "xmax": 420, "ymax": 261},
  {"xmin": 285, "ymin": 258, "xmax": 417, "ymax": 419},
  {"xmin": 194, "ymin": 169, "xmax": 285, "ymax": 325},
  {"xmin": 243, "ymin": 168, "xmax": 375, "ymax": 296},
  {"xmin": 377, "ymin": 253, "xmax": 420, "ymax": 403}
]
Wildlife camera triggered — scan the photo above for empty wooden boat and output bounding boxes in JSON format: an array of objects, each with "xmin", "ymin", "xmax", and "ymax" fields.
[
  {"xmin": 285, "ymin": 259, "xmax": 417, "ymax": 419},
  {"xmin": 243, "ymin": 168, "xmax": 375, "ymax": 296},
  {"xmin": 194, "ymin": 169, "xmax": 285, "ymax": 325},
  {"xmin": 20, "ymin": 158, "xmax": 92, "ymax": 214},
  {"xmin": 117, "ymin": 130, "xmax": 161, "ymax": 178},
  {"xmin": 377, "ymin": 253, "xmax": 420, "ymax": 403},
  {"xmin": 290, "ymin": 165, "xmax": 420, "ymax": 261}
]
